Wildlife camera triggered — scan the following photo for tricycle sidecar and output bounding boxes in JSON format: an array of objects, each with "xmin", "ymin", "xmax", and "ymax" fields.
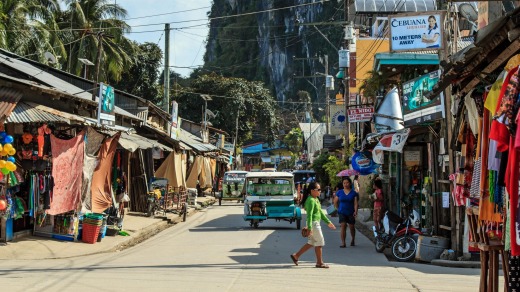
[{"xmin": 242, "ymin": 171, "xmax": 302, "ymax": 229}]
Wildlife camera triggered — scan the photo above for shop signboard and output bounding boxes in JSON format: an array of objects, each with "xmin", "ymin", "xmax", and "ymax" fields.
[
  {"xmin": 348, "ymin": 107, "xmax": 374, "ymax": 123},
  {"xmin": 389, "ymin": 11, "xmax": 444, "ymax": 52},
  {"xmin": 170, "ymin": 101, "xmax": 179, "ymax": 139},
  {"xmin": 402, "ymin": 70, "xmax": 445, "ymax": 127},
  {"xmin": 404, "ymin": 150, "xmax": 421, "ymax": 166},
  {"xmin": 97, "ymin": 83, "xmax": 115, "ymax": 126},
  {"xmin": 329, "ymin": 104, "xmax": 345, "ymax": 135}
]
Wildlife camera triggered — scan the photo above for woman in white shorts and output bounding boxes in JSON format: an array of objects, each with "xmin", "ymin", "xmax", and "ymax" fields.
[{"xmin": 290, "ymin": 182, "xmax": 336, "ymax": 268}]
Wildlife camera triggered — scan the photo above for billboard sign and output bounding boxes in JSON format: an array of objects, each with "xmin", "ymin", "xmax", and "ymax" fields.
[
  {"xmin": 389, "ymin": 11, "xmax": 444, "ymax": 52},
  {"xmin": 348, "ymin": 107, "xmax": 374, "ymax": 123},
  {"xmin": 98, "ymin": 83, "xmax": 115, "ymax": 126},
  {"xmin": 402, "ymin": 70, "xmax": 445, "ymax": 126}
]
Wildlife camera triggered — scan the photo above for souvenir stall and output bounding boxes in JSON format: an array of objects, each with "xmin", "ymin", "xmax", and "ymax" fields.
[
  {"xmin": 462, "ymin": 56, "xmax": 519, "ymax": 291},
  {"xmin": 0, "ymin": 128, "xmax": 27, "ymax": 242}
]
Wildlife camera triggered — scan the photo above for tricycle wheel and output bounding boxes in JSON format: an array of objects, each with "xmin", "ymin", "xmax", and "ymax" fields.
[
  {"xmin": 296, "ymin": 219, "xmax": 301, "ymax": 230},
  {"xmin": 182, "ymin": 203, "xmax": 187, "ymax": 222}
]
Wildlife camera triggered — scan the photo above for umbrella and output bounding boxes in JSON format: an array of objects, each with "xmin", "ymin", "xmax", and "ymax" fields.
[{"xmin": 336, "ymin": 169, "xmax": 360, "ymax": 177}]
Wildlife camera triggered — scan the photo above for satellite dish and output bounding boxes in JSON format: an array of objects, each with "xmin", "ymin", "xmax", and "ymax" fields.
[
  {"xmin": 44, "ymin": 52, "xmax": 57, "ymax": 64},
  {"xmin": 459, "ymin": 3, "xmax": 478, "ymax": 22}
]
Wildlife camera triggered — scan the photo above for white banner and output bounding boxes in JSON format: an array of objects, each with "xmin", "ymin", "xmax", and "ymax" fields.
[
  {"xmin": 373, "ymin": 129, "xmax": 411, "ymax": 153},
  {"xmin": 389, "ymin": 12, "xmax": 444, "ymax": 52}
]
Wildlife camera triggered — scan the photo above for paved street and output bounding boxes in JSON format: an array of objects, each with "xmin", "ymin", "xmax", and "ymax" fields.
[{"xmin": 1, "ymin": 203, "xmax": 500, "ymax": 291}]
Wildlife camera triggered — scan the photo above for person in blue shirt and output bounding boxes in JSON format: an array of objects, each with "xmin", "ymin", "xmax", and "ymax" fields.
[{"xmin": 334, "ymin": 177, "xmax": 359, "ymax": 247}]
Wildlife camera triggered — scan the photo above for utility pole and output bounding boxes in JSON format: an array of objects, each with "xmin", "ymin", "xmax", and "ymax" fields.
[
  {"xmin": 324, "ymin": 55, "xmax": 330, "ymax": 134},
  {"xmin": 342, "ymin": 1, "xmax": 353, "ymax": 164},
  {"xmin": 91, "ymin": 31, "xmax": 112, "ymax": 102},
  {"xmin": 164, "ymin": 23, "xmax": 170, "ymax": 114},
  {"xmin": 234, "ymin": 108, "xmax": 240, "ymax": 170}
]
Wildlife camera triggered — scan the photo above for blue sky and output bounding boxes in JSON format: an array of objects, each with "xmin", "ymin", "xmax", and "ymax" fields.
[{"xmin": 118, "ymin": 0, "xmax": 212, "ymax": 77}]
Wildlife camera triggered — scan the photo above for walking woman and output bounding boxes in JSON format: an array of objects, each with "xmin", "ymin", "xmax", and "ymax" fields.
[
  {"xmin": 334, "ymin": 177, "xmax": 359, "ymax": 247},
  {"xmin": 291, "ymin": 182, "xmax": 336, "ymax": 268}
]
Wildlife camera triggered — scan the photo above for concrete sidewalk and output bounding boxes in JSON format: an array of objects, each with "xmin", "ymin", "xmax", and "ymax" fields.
[
  {"xmin": 0, "ymin": 196, "xmax": 216, "ymax": 260},
  {"xmin": 353, "ymin": 207, "xmax": 482, "ymax": 269}
]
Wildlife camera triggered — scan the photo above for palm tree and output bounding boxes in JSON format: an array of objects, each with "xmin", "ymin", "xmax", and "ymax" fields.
[
  {"xmin": 0, "ymin": 0, "xmax": 62, "ymax": 60},
  {"xmin": 59, "ymin": 0, "xmax": 135, "ymax": 81}
]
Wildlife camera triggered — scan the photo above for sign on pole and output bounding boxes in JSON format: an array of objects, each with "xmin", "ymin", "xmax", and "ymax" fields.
[
  {"xmin": 347, "ymin": 107, "xmax": 374, "ymax": 123},
  {"xmin": 402, "ymin": 70, "xmax": 445, "ymax": 126},
  {"xmin": 98, "ymin": 82, "xmax": 115, "ymax": 126},
  {"xmin": 170, "ymin": 100, "xmax": 179, "ymax": 139},
  {"xmin": 329, "ymin": 104, "xmax": 346, "ymax": 135},
  {"xmin": 389, "ymin": 11, "xmax": 445, "ymax": 52}
]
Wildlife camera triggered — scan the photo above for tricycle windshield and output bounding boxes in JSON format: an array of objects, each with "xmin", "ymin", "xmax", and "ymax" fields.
[
  {"xmin": 245, "ymin": 178, "xmax": 294, "ymax": 196},
  {"xmin": 223, "ymin": 172, "xmax": 247, "ymax": 184}
]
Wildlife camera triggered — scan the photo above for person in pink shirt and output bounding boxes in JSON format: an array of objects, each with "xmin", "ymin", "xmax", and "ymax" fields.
[{"xmin": 371, "ymin": 179, "xmax": 385, "ymax": 231}]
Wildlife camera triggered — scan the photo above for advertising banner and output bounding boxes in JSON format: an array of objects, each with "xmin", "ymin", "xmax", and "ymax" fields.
[
  {"xmin": 389, "ymin": 12, "xmax": 444, "ymax": 52},
  {"xmin": 348, "ymin": 107, "xmax": 374, "ymax": 123},
  {"xmin": 329, "ymin": 104, "xmax": 346, "ymax": 135},
  {"xmin": 170, "ymin": 101, "xmax": 179, "ymax": 139},
  {"xmin": 402, "ymin": 70, "xmax": 444, "ymax": 126},
  {"xmin": 97, "ymin": 83, "xmax": 115, "ymax": 126}
]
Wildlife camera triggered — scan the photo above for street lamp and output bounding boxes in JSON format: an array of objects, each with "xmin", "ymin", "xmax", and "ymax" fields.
[{"xmin": 78, "ymin": 58, "xmax": 94, "ymax": 79}]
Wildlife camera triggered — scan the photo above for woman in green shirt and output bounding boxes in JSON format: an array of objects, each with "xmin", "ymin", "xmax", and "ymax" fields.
[{"xmin": 290, "ymin": 182, "xmax": 336, "ymax": 268}]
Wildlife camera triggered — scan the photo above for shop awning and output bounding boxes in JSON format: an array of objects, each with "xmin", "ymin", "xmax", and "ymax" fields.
[
  {"xmin": 261, "ymin": 157, "xmax": 271, "ymax": 163},
  {"xmin": 374, "ymin": 53, "xmax": 439, "ymax": 71},
  {"xmin": 7, "ymin": 101, "xmax": 70, "ymax": 124},
  {"xmin": 0, "ymin": 87, "xmax": 22, "ymax": 122},
  {"xmin": 106, "ymin": 131, "xmax": 173, "ymax": 152},
  {"xmin": 426, "ymin": 7, "xmax": 520, "ymax": 99},
  {"xmin": 178, "ymin": 128, "xmax": 218, "ymax": 153}
]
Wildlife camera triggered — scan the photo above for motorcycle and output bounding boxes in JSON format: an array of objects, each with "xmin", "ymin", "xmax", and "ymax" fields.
[{"xmin": 372, "ymin": 209, "xmax": 422, "ymax": 262}]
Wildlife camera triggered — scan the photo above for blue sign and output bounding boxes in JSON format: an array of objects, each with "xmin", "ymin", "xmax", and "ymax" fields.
[{"xmin": 351, "ymin": 151, "xmax": 380, "ymax": 175}]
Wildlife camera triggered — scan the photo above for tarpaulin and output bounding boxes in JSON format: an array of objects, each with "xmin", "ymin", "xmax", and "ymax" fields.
[
  {"xmin": 81, "ymin": 154, "xmax": 98, "ymax": 213},
  {"xmin": 200, "ymin": 157, "xmax": 212, "ymax": 188},
  {"xmin": 49, "ymin": 130, "xmax": 85, "ymax": 215},
  {"xmin": 186, "ymin": 156, "xmax": 202, "ymax": 188},
  {"xmin": 154, "ymin": 151, "xmax": 186, "ymax": 188},
  {"xmin": 91, "ymin": 133, "xmax": 120, "ymax": 213}
]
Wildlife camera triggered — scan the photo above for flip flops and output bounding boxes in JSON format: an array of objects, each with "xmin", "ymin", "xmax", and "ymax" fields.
[
  {"xmin": 290, "ymin": 254, "xmax": 298, "ymax": 266},
  {"xmin": 315, "ymin": 264, "xmax": 329, "ymax": 268}
]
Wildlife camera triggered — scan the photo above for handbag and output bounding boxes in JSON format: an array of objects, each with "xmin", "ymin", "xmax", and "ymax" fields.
[
  {"xmin": 326, "ymin": 204, "xmax": 337, "ymax": 216},
  {"xmin": 301, "ymin": 227, "xmax": 310, "ymax": 237}
]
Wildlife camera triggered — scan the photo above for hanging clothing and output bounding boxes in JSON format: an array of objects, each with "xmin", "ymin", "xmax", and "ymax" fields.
[
  {"xmin": 48, "ymin": 131, "xmax": 85, "ymax": 215},
  {"xmin": 91, "ymin": 133, "xmax": 120, "ymax": 213}
]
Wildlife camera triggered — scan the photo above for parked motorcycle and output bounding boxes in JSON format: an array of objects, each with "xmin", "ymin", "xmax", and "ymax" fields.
[{"xmin": 373, "ymin": 209, "xmax": 422, "ymax": 262}]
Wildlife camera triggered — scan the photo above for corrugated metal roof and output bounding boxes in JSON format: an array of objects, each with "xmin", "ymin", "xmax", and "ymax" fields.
[
  {"xmin": 0, "ymin": 52, "xmax": 141, "ymax": 121},
  {"xmin": 6, "ymin": 102, "xmax": 70, "ymax": 124},
  {"xmin": 178, "ymin": 128, "xmax": 218, "ymax": 152},
  {"xmin": 0, "ymin": 87, "xmax": 22, "ymax": 122},
  {"xmin": 355, "ymin": 0, "xmax": 437, "ymax": 13}
]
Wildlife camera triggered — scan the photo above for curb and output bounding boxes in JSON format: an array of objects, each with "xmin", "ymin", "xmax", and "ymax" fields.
[{"xmin": 111, "ymin": 198, "xmax": 217, "ymax": 252}]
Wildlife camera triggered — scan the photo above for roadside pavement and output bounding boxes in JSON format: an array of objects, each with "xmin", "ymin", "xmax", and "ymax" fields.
[
  {"xmin": 324, "ymin": 201, "xmax": 482, "ymax": 269},
  {"xmin": 0, "ymin": 196, "xmax": 216, "ymax": 260}
]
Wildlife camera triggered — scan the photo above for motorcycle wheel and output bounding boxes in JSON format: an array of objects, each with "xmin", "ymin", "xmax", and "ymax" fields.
[
  {"xmin": 391, "ymin": 236, "xmax": 417, "ymax": 262},
  {"xmin": 375, "ymin": 239, "xmax": 385, "ymax": 253}
]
